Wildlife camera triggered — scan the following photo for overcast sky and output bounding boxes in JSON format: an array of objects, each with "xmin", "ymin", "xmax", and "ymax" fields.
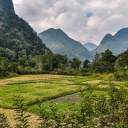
[{"xmin": 12, "ymin": 0, "xmax": 128, "ymax": 45}]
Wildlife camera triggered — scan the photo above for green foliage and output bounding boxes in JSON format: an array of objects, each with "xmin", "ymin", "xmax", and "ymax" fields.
[
  {"xmin": 18, "ymin": 55, "xmax": 28, "ymax": 68},
  {"xmin": 0, "ymin": 75, "xmax": 128, "ymax": 127},
  {"xmin": 36, "ymin": 82, "xmax": 128, "ymax": 127},
  {"xmin": 117, "ymin": 49, "xmax": 128, "ymax": 67},
  {"xmin": 0, "ymin": 113, "xmax": 10, "ymax": 128},
  {"xmin": 13, "ymin": 95, "xmax": 31, "ymax": 128},
  {"xmin": 70, "ymin": 57, "xmax": 81, "ymax": 69},
  {"xmin": 95, "ymin": 94, "xmax": 109, "ymax": 115},
  {"xmin": 92, "ymin": 49, "xmax": 117, "ymax": 73},
  {"xmin": 83, "ymin": 59, "xmax": 90, "ymax": 68},
  {"xmin": 0, "ymin": 47, "xmax": 7, "ymax": 57},
  {"xmin": 114, "ymin": 71, "xmax": 128, "ymax": 80}
]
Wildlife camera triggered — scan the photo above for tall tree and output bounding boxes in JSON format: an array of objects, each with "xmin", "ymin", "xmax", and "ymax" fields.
[
  {"xmin": 92, "ymin": 50, "xmax": 117, "ymax": 73},
  {"xmin": 70, "ymin": 58, "xmax": 81, "ymax": 69},
  {"xmin": 83, "ymin": 59, "xmax": 90, "ymax": 69}
]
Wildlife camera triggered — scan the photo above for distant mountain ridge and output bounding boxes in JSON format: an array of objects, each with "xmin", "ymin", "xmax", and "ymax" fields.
[
  {"xmin": 0, "ymin": 0, "xmax": 51, "ymax": 60},
  {"xmin": 38, "ymin": 28, "xmax": 92, "ymax": 61},
  {"xmin": 83, "ymin": 43, "xmax": 98, "ymax": 51},
  {"xmin": 92, "ymin": 28, "xmax": 128, "ymax": 55}
]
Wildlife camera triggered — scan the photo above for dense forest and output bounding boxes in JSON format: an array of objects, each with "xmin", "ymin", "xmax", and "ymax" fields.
[
  {"xmin": 0, "ymin": 46, "xmax": 128, "ymax": 81},
  {"xmin": 0, "ymin": 0, "xmax": 51, "ymax": 61}
]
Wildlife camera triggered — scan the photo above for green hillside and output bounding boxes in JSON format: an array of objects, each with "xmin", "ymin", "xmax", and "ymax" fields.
[
  {"xmin": 39, "ymin": 28, "xmax": 92, "ymax": 61},
  {"xmin": 0, "ymin": 0, "xmax": 51, "ymax": 61}
]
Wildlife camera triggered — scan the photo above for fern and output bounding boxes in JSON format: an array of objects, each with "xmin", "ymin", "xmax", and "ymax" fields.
[{"xmin": 13, "ymin": 95, "xmax": 31, "ymax": 128}]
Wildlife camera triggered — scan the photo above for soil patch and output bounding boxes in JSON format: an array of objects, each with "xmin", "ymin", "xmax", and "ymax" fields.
[
  {"xmin": 49, "ymin": 93, "xmax": 81, "ymax": 103},
  {"xmin": 0, "ymin": 84, "xmax": 8, "ymax": 87}
]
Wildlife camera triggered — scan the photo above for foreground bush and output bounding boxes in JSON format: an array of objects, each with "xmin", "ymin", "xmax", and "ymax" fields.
[{"xmin": 0, "ymin": 113, "xmax": 10, "ymax": 128}]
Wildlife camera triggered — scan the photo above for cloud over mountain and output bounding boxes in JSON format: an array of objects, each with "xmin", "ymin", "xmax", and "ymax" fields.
[{"xmin": 12, "ymin": 0, "xmax": 128, "ymax": 45}]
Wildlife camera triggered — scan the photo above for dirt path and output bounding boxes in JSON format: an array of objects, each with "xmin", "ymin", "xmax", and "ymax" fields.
[{"xmin": 0, "ymin": 108, "xmax": 40, "ymax": 128}]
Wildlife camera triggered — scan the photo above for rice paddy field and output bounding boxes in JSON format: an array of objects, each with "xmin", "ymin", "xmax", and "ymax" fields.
[{"xmin": 0, "ymin": 74, "xmax": 127, "ymax": 127}]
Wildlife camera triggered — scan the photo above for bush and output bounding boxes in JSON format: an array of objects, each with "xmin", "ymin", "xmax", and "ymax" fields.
[
  {"xmin": 114, "ymin": 71, "xmax": 128, "ymax": 80},
  {"xmin": 91, "ymin": 73, "xmax": 101, "ymax": 78},
  {"xmin": 101, "ymin": 73, "xmax": 116, "ymax": 81},
  {"xmin": 8, "ymin": 73, "xmax": 19, "ymax": 78}
]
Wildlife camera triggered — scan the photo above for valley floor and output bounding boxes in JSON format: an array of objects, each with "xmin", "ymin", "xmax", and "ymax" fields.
[{"xmin": 0, "ymin": 74, "xmax": 127, "ymax": 127}]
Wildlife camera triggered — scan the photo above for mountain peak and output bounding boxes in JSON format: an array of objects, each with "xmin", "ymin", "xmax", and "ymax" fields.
[
  {"xmin": 100, "ymin": 34, "xmax": 113, "ymax": 45},
  {"xmin": 92, "ymin": 27, "xmax": 128, "ymax": 56},
  {"xmin": 47, "ymin": 28, "xmax": 63, "ymax": 32},
  {"xmin": 114, "ymin": 27, "xmax": 128, "ymax": 39},
  {"xmin": 84, "ymin": 42, "xmax": 97, "ymax": 46},
  {"xmin": 40, "ymin": 28, "xmax": 68, "ymax": 39},
  {"xmin": 83, "ymin": 42, "xmax": 98, "ymax": 52},
  {"xmin": 39, "ymin": 28, "xmax": 92, "ymax": 61},
  {"xmin": 0, "ymin": 0, "xmax": 15, "ymax": 14}
]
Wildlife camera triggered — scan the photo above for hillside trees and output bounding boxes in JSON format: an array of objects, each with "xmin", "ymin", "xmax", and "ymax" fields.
[
  {"xmin": 1, "ymin": 46, "xmax": 128, "ymax": 77},
  {"xmin": 5, "ymin": 48, "xmax": 16, "ymax": 62},
  {"xmin": 117, "ymin": 49, "xmax": 128, "ymax": 67},
  {"xmin": 83, "ymin": 59, "xmax": 90, "ymax": 69},
  {"xmin": 18, "ymin": 55, "xmax": 28, "ymax": 68},
  {"xmin": 39, "ymin": 54, "xmax": 68, "ymax": 71},
  {"xmin": 0, "ymin": 47, "xmax": 7, "ymax": 57}
]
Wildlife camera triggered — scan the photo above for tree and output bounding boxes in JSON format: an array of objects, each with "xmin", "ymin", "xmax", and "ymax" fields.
[
  {"xmin": 92, "ymin": 50, "xmax": 117, "ymax": 73},
  {"xmin": 70, "ymin": 58, "xmax": 81, "ymax": 69},
  {"xmin": 18, "ymin": 55, "xmax": 28, "ymax": 68},
  {"xmin": 117, "ymin": 49, "xmax": 128, "ymax": 67},
  {"xmin": 0, "ymin": 47, "xmax": 7, "ymax": 57},
  {"xmin": 83, "ymin": 59, "xmax": 90, "ymax": 69},
  {"xmin": 5, "ymin": 48, "xmax": 16, "ymax": 62},
  {"xmin": 92, "ymin": 52, "xmax": 101, "ymax": 72}
]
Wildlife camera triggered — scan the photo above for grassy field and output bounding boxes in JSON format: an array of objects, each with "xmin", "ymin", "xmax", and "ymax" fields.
[
  {"xmin": 0, "ymin": 74, "xmax": 126, "ymax": 127},
  {"xmin": 0, "ymin": 74, "xmax": 99, "ymax": 108},
  {"xmin": 0, "ymin": 74, "xmax": 123, "ymax": 108}
]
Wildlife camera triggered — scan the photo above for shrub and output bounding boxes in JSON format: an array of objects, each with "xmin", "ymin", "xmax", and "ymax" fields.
[
  {"xmin": 114, "ymin": 71, "xmax": 128, "ymax": 80},
  {"xmin": 91, "ymin": 73, "xmax": 101, "ymax": 78},
  {"xmin": 102, "ymin": 73, "xmax": 116, "ymax": 81}
]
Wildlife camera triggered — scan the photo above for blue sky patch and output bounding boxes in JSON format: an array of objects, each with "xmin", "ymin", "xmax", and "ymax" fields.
[{"xmin": 86, "ymin": 12, "xmax": 93, "ymax": 18}]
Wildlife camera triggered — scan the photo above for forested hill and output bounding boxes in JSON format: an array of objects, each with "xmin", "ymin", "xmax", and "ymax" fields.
[
  {"xmin": 38, "ymin": 28, "xmax": 92, "ymax": 61},
  {"xmin": 0, "ymin": 0, "xmax": 51, "ymax": 61}
]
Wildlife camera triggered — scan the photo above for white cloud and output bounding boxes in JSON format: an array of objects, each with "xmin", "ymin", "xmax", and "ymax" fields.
[{"xmin": 12, "ymin": 0, "xmax": 128, "ymax": 45}]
